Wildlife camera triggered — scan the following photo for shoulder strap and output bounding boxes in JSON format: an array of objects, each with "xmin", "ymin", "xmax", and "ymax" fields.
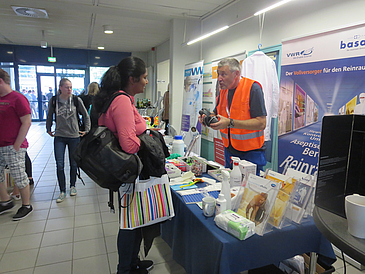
[
  {"xmin": 51, "ymin": 96, "xmax": 56, "ymax": 108},
  {"xmin": 73, "ymin": 95, "xmax": 80, "ymax": 113},
  {"xmin": 100, "ymin": 92, "xmax": 133, "ymax": 113}
]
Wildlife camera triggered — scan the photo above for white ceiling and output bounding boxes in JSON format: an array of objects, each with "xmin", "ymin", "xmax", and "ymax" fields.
[{"xmin": 0, "ymin": 0, "xmax": 254, "ymax": 53}]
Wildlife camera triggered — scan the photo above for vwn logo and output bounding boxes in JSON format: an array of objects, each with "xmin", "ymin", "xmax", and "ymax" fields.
[
  {"xmin": 286, "ymin": 47, "xmax": 314, "ymax": 58},
  {"xmin": 185, "ymin": 66, "xmax": 203, "ymax": 77}
]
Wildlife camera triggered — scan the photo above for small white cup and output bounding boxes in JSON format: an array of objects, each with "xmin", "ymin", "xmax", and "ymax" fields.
[
  {"xmin": 345, "ymin": 194, "xmax": 365, "ymax": 239},
  {"xmin": 202, "ymin": 196, "xmax": 216, "ymax": 217}
]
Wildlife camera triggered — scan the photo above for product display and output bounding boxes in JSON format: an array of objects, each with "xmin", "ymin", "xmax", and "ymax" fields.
[
  {"xmin": 236, "ymin": 174, "xmax": 280, "ymax": 235},
  {"xmin": 285, "ymin": 175, "xmax": 315, "ymax": 224},
  {"xmin": 265, "ymin": 170, "xmax": 296, "ymax": 228},
  {"xmin": 214, "ymin": 210, "xmax": 255, "ymax": 240}
]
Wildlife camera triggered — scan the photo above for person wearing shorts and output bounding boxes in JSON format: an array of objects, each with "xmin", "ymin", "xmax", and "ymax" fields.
[{"xmin": 0, "ymin": 68, "xmax": 33, "ymax": 221}]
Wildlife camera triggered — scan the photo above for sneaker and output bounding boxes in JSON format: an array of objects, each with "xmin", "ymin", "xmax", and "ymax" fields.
[
  {"xmin": 13, "ymin": 205, "xmax": 33, "ymax": 221},
  {"xmin": 0, "ymin": 200, "xmax": 14, "ymax": 214},
  {"xmin": 70, "ymin": 186, "xmax": 77, "ymax": 196},
  {"xmin": 132, "ymin": 259, "xmax": 153, "ymax": 271},
  {"xmin": 10, "ymin": 192, "xmax": 21, "ymax": 201},
  {"xmin": 56, "ymin": 192, "xmax": 66, "ymax": 203}
]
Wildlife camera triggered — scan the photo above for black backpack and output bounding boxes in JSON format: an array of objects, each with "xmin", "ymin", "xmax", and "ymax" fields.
[{"xmin": 73, "ymin": 92, "xmax": 142, "ymax": 190}]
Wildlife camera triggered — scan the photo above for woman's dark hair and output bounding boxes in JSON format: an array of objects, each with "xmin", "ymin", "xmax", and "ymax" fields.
[{"xmin": 94, "ymin": 56, "xmax": 146, "ymax": 113}]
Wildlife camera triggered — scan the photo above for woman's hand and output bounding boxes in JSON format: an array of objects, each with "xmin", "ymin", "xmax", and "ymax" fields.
[
  {"xmin": 47, "ymin": 131, "xmax": 55, "ymax": 137},
  {"xmin": 79, "ymin": 131, "xmax": 86, "ymax": 137}
]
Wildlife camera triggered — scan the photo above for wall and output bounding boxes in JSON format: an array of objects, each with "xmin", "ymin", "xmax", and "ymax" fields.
[
  {"xmin": 201, "ymin": 0, "xmax": 365, "ymax": 61},
  {"xmin": 169, "ymin": 18, "xmax": 201, "ymax": 134}
]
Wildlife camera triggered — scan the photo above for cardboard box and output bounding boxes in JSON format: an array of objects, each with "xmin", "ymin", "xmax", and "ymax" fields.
[{"xmin": 302, "ymin": 253, "xmax": 335, "ymax": 274}]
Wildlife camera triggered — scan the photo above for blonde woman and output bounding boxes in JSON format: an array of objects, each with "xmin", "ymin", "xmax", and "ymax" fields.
[{"xmin": 46, "ymin": 78, "xmax": 90, "ymax": 203}]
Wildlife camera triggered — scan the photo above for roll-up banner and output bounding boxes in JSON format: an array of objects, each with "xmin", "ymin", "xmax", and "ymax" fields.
[
  {"xmin": 278, "ymin": 23, "xmax": 365, "ymax": 176},
  {"xmin": 181, "ymin": 60, "xmax": 204, "ymax": 155}
]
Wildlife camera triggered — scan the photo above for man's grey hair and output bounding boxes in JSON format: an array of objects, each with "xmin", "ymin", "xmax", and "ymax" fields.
[{"xmin": 217, "ymin": 58, "xmax": 241, "ymax": 74}]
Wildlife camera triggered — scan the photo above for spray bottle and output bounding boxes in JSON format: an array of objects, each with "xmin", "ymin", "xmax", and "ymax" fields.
[
  {"xmin": 230, "ymin": 157, "xmax": 242, "ymax": 187},
  {"xmin": 221, "ymin": 170, "xmax": 231, "ymax": 210}
]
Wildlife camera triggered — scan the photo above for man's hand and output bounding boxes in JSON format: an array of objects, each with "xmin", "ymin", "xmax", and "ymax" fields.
[
  {"xmin": 198, "ymin": 113, "xmax": 205, "ymax": 126},
  {"xmin": 13, "ymin": 144, "xmax": 20, "ymax": 152},
  {"xmin": 79, "ymin": 131, "xmax": 87, "ymax": 137},
  {"xmin": 209, "ymin": 115, "xmax": 229, "ymax": 130},
  {"xmin": 47, "ymin": 131, "xmax": 55, "ymax": 137}
]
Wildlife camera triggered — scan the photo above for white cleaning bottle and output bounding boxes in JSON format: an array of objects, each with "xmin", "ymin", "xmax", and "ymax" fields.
[
  {"xmin": 221, "ymin": 170, "xmax": 231, "ymax": 210},
  {"xmin": 230, "ymin": 157, "xmax": 242, "ymax": 187},
  {"xmin": 215, "ymin": 193, "xmax": 227, "ymax": 216}
]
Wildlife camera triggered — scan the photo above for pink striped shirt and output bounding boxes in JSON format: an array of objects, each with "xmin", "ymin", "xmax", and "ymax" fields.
[{"xmin": 98, "ymin": 91, "xmax": 146, "ymax": 154}]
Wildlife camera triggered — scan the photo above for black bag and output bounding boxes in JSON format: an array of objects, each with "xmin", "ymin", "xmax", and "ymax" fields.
[
  {"xmin": 73, "ymin": 126, "xmax": 142, "ymax": 191},
  {"xmin": 73, "ymin": 92, "xmax": 143, "ymax": 192},
  {"xmin": 138, "ymin": 129, "xmax": 170, "ymax": 180}
]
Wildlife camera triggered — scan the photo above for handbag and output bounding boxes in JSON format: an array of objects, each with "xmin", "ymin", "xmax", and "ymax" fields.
[
  {"xmin": 74, "ymin": 126, "xmax": 142, "ymax": 192},
  {"xmin": 119, "ymin": 174, "xmax": 175, "ymax": 229}
]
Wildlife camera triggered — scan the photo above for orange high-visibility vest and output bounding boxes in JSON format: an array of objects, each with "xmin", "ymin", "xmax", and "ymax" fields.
[{"xmin": 217, "ymin": 77, "xmax": 264, "ymax": 151}]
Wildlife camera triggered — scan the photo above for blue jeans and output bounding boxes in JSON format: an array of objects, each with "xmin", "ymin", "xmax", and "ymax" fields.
[
  {"xmin": 54, "ymin": 136, "xmax": 80, "ymax": 192},
  {"xmin": 117, "ymin": 228, "xmax": 142, "ymax": 274},
  {"xmin": 224, "ymin": 148, "xmax": 267, "ymax": 175}
]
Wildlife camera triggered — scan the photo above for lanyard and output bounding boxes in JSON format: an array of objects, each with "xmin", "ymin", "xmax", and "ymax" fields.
[{"xmin": 225, "ymin": 91, "xmax": 231, "ymax": 118}]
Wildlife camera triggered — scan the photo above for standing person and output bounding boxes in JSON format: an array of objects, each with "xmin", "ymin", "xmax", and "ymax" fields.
[
  {"xmin": 162, "ymin": 85, "xmax": 169, "ymax": 135},
  {"xmin": 198, "ymin": 58, "xmax": 267, "ymax": 173},
  {"xmin": 0, "ymin": 68, "xmax": 33, "ymax": 220},
  {"xmin": 93, "ymin": 57, "xmax": 153, "ymax": 274},
  {"xmin": 46, "ymin": 78, "xmax": 90, "ymax": 203}
]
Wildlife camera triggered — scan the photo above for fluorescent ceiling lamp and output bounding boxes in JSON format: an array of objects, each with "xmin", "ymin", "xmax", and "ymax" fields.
[
  {"xmin": 98, "ymin": 46, "xmax": 105, "ymax": 50},
  {"xmin": 254, "ymin": 0, "xmax": 293, "ymax": 16},
  {"xmin": 187, "ymin": 25, "xmax": 229, "ymax": 45},
  {"xmin": 103, "ymin": 25, "xmax": 113, "ymax": 34}
]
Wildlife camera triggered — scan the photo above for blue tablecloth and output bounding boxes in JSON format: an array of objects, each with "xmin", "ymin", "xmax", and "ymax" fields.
[{"xmin": 161, "ymin": 176, "xmax": 336, "ymax": 274}]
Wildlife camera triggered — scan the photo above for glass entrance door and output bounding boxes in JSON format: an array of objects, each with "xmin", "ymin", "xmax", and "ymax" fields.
[{"xmin": 38, "ymin": 75, "xmax": 56, "ymax": 121}]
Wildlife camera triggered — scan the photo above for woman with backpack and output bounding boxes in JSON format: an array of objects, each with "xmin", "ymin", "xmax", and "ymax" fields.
[
  {"xmin": 46, "ymin": 78, "xmax": 90, "ymax": 203},
  {"xmin": 93, "ymin": 57, "xmax": 155, "ymax": 274}
]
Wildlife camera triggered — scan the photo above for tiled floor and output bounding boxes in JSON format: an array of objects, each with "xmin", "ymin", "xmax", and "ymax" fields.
[{"xmin": 0, "ymin": 122, "xmax": 364, "ymax": 274}]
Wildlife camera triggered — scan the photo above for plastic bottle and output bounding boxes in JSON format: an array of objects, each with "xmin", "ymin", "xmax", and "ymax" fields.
[
  {"xmin": 230, "ymin": 157, "xmax": 242, "ymax": 187},
  {"xmin": 221, "ymin": 170, "xmax": 231, "ymax": 210},
  {"xmin": 215, "ymin": 193, "xmax": 227, "ymax": 216},
  {"xmin": 172, "ymin": 135, "xmax": 184, "ymax": 156}
]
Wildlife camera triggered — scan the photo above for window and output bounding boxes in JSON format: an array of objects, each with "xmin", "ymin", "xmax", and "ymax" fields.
[{"xmin": 90, "ymin": 66, "xmax": 109, "ymax": 84}]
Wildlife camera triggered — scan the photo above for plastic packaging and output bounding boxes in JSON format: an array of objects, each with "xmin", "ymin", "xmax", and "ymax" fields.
[
  {"xmin": 221, "ymin": 169, "xmax": 231, "ymax": 210},
  {"xmin": 215, "ymin": 193, "xmax": 227, "ymax": 216},
  {"xmin": 214, "ymin": 210, "xmax": 256, "ymax": 240},
  {"xmin": 172, "ymin": 135, "xmax": 184, "ymax": 156},
  {"xmin": 230, "ymin": 157, "xmax": 242, "ymax": 187}
]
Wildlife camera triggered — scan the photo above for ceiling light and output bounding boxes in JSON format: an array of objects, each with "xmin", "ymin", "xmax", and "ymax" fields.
[
  {"xmin": 103, "ymin": 25, "xmax": 113, "ymax": 34},
  {"xmin": 254, "ymin": 0, "xmax": 293, "ymax": 16},
  {"xmin": 40, "ymin": 30, "xmax": 47, "ymax": 48},
  {"xmin": 41, "ymin": 41, "xmax": 47, "ymax": 48},
  {"xmin": 98, "ymin": 46, "xmax": 105, "ymax": 50},
  {"xmin": 187, "ymin": 26, "xmax": 229, "ymax": 45}
]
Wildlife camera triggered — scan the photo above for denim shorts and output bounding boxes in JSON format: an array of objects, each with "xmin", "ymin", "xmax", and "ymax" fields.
[{"xmin": 0, "ymin": 146, "xmax": 28, "ymax": 189}]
